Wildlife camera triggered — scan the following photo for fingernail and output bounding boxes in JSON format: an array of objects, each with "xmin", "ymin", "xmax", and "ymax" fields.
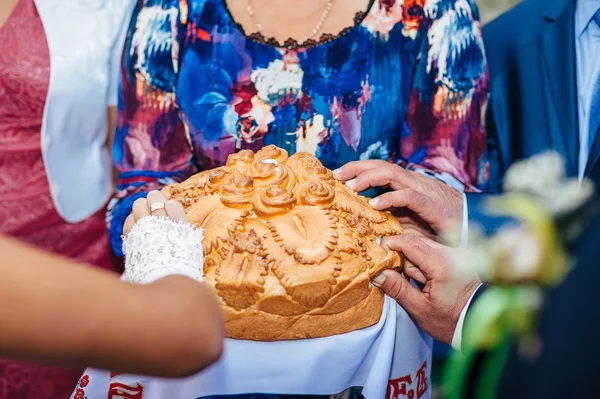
[
  {"xmin": 369, "ymin": 197, "xmax": 379, "ymax": 208},
  {"xmin": 372, "ymin": 273, "xmax": 387, "ymax": 287},
  {"xmin": 380, "ymin": 238, "xmax": 391, "ymax": 251},
  {"xmin": 332, "ymin": 168, "xmax": 342, "ymax": 178},
  {"xmin": 345, "ymin": 178, "xmax": 356, "ymax": 189}
]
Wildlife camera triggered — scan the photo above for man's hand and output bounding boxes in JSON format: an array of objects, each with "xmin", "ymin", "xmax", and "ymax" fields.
[
  {"xmin": 334, "ymin": 160, "xmax": 463, "ymax": 233},
  {"xmin": 372, "ymin": 234, "xmax": 480, "ymax": 345}
]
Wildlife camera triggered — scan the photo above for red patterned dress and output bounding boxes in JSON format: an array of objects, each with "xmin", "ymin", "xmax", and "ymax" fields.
[{"xmin": 0, "ymin": 1, "xmax": 118, "ymax": 398}]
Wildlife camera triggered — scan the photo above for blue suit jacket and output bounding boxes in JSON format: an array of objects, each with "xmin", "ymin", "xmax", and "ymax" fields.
[{"xmin": 468, "ymin": 0, "xmax": 600, "ymax": 233}]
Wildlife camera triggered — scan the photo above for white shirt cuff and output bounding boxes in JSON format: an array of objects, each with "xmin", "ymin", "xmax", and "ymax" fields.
[
  {"xmin": 451, "ymin": 282, "xmax": 482, "ymax": 352},
  {"xmin": 459, "ymin": 193, "xmax": 468, "ymax": 249}
]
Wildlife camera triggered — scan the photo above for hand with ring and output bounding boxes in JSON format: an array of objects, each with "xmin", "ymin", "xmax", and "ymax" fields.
[{"xmin": 123, "ymin": 191, "xmax": 188, "ymax": 236}]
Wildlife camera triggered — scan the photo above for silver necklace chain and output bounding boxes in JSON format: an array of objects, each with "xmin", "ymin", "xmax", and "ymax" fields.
[{"xmin": 246, "ymin": 0, "xmax": 335, "ymax": 44}]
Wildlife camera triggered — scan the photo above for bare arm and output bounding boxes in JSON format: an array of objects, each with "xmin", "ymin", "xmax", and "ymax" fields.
[{"xmin": 0, "ymin": 235, "xmax": 223, "ymax": 378}]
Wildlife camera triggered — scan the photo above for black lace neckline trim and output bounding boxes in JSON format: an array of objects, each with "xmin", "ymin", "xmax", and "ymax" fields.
[{"xmin": 222, "ymin": 0, "xmax": 377, "ymax": 50}]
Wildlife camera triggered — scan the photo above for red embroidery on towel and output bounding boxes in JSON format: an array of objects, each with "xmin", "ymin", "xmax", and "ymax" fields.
[
  {"xmin": 415, "ymin": 361, "xmax": 429, "ymax": 398},
  {"xmin": 386, "ymin": 360, "xmax": 429, "ymax": 399},
  {"xmin": 108, "ymin": 382, "xmax": 144, "ymax": 399}
]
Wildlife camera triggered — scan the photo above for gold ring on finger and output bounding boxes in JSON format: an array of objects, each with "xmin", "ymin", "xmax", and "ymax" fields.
[{"xmin": 150, "ymin": 202, "xmax": 166, "ymax": 213}]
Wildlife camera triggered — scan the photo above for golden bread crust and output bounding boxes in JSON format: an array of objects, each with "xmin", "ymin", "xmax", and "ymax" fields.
[{"xmin": 164, "ymin": 146, "xmax": 404, "ymax": 341}]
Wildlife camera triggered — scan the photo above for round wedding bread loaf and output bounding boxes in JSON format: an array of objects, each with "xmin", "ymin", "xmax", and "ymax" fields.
[{"xmin": 162, "ymin": 145, "xmax": 404, "ymax": 341}]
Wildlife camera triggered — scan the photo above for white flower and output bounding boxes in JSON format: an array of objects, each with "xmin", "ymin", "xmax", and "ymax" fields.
[
  {"xmin": 503, "ymin": 151, "xmax": 594, "ymax": 215},
  {"xmin": 503, "ymin": 151, "xmax": 565, "ymax": 196},
  {"xmin": 450, "ymin": 225, "xmax": 544, "ymax": 284},
  {"xmin": 447, "ymin": 225, "xmax": 494, "ymax": 279},
  {"xmin": 544, "ymin": 179, "xmax": 595, "ymax": 215},
  {"xmin": 449, "ymin": 151, "xmax": 590, "ymax": 288},
  {"xmin": 251, "ymin": 60, "xmax": 304, "ymax": 106},
  {"xmin": 490, "ymin": 227, "xmax": 544, "ymax": 282}
]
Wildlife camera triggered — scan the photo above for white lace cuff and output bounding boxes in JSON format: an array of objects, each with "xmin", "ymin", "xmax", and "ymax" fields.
[{"xmin": 122, "ymin": 216, "xmax": 204, "ymax": 285}]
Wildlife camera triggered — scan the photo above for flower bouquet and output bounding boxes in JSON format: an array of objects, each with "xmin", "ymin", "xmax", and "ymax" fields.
[{"xmin": 443, "ymin": 151, "xmax": 598, "ymax": 399}]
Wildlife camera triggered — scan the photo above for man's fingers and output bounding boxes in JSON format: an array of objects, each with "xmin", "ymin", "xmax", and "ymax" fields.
[
  {"xmin": 403, "ymin": 263, "xmax": 427, "ymax": 285},
  {"xmin": 381, "ymin": 234, "xmax": 441, "ymax": 277},
  {"xmin": 165, "ymin": 200, "xmax": 188, "ymax": 223},
  {"xmin": 372, "ymin": 269, "xmax": 429, "ymax": 317},
  {"xmin": 345, "ymin": 165, "xmax": 413, "ymax": 193},
  {"xmin": 370, "ymin": 189, "xmax": 434, "ymax": 225},
  {"xmin": 332, "ymin": 160, "xmax": 388, "ymax": 182},
  {"xmin": 397, "ymin": 221, "xmax": 438, "ymax": 244},
  {"xmin": 393, "ymin": 225, "xmax": 434, "ymax": 284},
  {"xmin": 345, "ymin": 167, "xmax": 395, "ymax": 192}
]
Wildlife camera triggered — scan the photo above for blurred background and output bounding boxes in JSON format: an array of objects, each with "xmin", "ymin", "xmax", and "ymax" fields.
[{"xmin": 478, "ymin": 0, "xmax": 521, "ymax": 23}]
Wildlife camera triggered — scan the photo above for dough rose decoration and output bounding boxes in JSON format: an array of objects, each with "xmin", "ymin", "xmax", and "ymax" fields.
[
  {"xmin": 254, "ymin": 185, "xmax": 297, "ymax": 217},
  {"xmin": 162, "ymin": 145, "xmax": 404, "ymax": 341},
  {"xmin": 221, "ymin": 175, "xmax": 256, "ymax": 207},
  {"xmin": 253, "ymin": 144, "xmax": 288, "ymax": 163},
  {"xmin": 249, "ymin": 158, "xmax": 296, "ymax": 189},
  {"xmin": 285, "ymin": 152, "xmax": 321, "ymax": 171},
  {"xmin": 296, "ymin": 163, "xmax": 335, "ymax": 185},
  {"xmin": 226, "ymin": 149, "xmax": 255, "ymax": 172},
  {"xmin": 205, "ymin": 168, "xmax": 240, "ymax": 194},
  {"xmin": 296, "ymin": 180, "xmax": 335, "ymax": 206}
]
